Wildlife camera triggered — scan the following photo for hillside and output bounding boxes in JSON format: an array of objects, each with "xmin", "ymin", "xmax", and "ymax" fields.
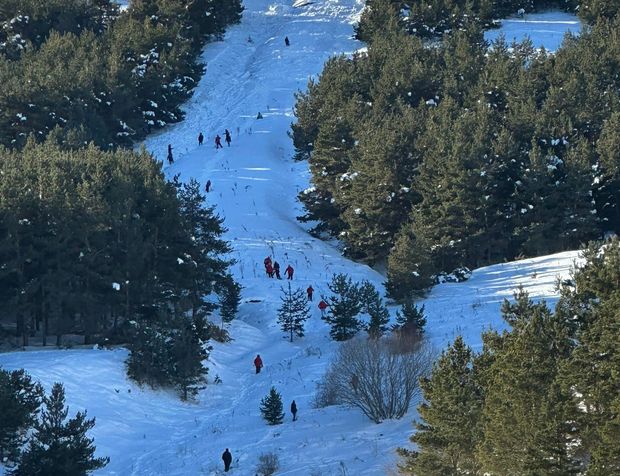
[{"xmin": 0, "ymin": 2, "xmax": 584, "ymax": 475}]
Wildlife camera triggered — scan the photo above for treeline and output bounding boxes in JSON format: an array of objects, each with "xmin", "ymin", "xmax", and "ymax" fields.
[
  {"xmin": 0, "ymin": 140, "xmax": 237, "ymax": 352},
  {"xmin": 0, "ymin": 0, "xmax": 242, "ymax": 149},
  {"xmin": 356, "ymin": 0, "xmax": 611, "ymax": 42},
  {"xmin": 399, "ymin": 240, "xmax": 620, "ymax": 475},
  {"xmin": 293, "ymin": 1, "xmax": 620, "ymax": 299}
]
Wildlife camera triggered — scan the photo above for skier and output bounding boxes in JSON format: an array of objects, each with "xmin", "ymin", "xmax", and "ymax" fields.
[
  {"xmin": 198, "ymin": 132, "xmax": 204, "ymax": 145},
  {"xmin": 257, "ymin": 111, "xmax": 263, "ymax": 119},
  {"xmin": 166, "ymin": 144, "xmax": 174, "ymax": 165},
  {"xmin": 306, "ymin": 285, "xmax": 314, "ymax": 301},
  {"xmin": 266, "ymin": 262, "xmax": 274, "ymax": 278},
  {"xmin": 254, "ymin": 354, "xmax": 263, "ymax": 374},
  {"xmin": 318, "ymin": 299, "xmax": 328, "ymax": 316},
  {"xmin": 205, "ymin": 180, "xmax": 211, "ymax": 193},
  {"xmin": 291, "ymin": 400, "xmax": 298, "ymax": 421},
  {"xmin": 285, "ymin": 264, "xmax": 294, "ymax": 280},
  {"xmin": 284, "ymin": 36, "xmax": 290, "ymax": 47},
  {"xmin": 215, "ymin": 135, "xmax": 223, "ymax": 149},
  {"xmin": 222, "ymin": 448, "xmax": 232, "ymax": 472},
  {"xmin": 273, "ymin": 261, "xmax": 281, "ymax": 279},
  {"xmin": 225, "ymin": 129, "xmax": 231, "ymax": 147}
]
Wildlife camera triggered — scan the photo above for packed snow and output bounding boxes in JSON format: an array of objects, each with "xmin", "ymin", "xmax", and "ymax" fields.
[
  {"xmin": 484, "ymin": 11, "xmax": 582, "ymax": 51},
  {"xmin": 0, "ymin": 3, "xmax": 585, "ymax": 476}
]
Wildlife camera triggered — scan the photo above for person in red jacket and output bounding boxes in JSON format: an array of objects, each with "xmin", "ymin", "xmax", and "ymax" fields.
[
  {"xmin": 318, "ymin": 299, "xmax": 328, "ymax": 316},
  {"xmin": 306, "ymin": 285, "xmax": 314, "ymax": 301},
  {"xmin": 254, "ymin": 354, "xmax": 263, "ymax": 374},
  {"xmin": 264, "ymin": 256, "xmax": 272, "ymax": 268},
  {"xmin": 285, "ymin": 264, "xmax": 294, "ymax": 280},
  {"xmin": 266, "ymin": 262, "xmax": 274, "ymax": 278}
]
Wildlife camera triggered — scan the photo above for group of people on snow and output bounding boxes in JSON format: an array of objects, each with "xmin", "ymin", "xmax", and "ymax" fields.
[
  {"xmin": 220, "ymin": 253, "xmax": 329, "ymax": 471},
  {"xmin": 263, "ymin": 256, "xmax": 294, "ymax": 280},
  {"xmin": 198, "ymin": 129, "xmax": 232, "ymax": 149}
]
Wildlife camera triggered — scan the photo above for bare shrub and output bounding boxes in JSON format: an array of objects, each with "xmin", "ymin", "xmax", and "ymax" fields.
[
  {"xmin": 256, "ymin": 452, "xmax": 280, "ymax": 475},
  {"xmin": 315, "ymin": 335, "xmax": 433, "ymax": 423}
]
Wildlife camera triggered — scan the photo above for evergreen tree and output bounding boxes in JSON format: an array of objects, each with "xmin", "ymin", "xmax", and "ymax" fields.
[
  {"xmin": 477, "ymin": 293, "xmax": 579, "ymax": 475},
  {"xmin": 13, "ymin": 383, "xmax": 109, "ymax": 476},
  {"xmin": 399, "ymin": 336, "xmax": 482, "ymax": 475},
  {"xmin": 359, "ymin": 281, "xmax": 389, "ymax": 338},
  {"xmin": 277, "ymin": 283, "xmax": 310, "ymax": 342},
  {"xmin": 559, "ymin": 240, "xmax": 620, "ymax": 473},
  {"xmin": 0, "ymin": 368, "xmax": 44, "ymax": 464},
  {"xmin": 218, "ymin": 274, "xmax": 242, "ymax": 324},
  {"xmin": 322, "ymin": 273, "xmax": 362, "ymax": 341},
  {"xmin": 395, "ymin": 300, "xmax": 426, "ymax": 335},
  {"xmin": 259, "ymin": 387, "xmax": 284, "ymax": 425}
]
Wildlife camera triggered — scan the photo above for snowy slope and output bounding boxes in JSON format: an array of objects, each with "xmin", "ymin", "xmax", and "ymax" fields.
[
  {"xmin": 0, "ymin": 5, "xmax": 584, "ymax": 476},
  {"xmin": 484, "ymin": 11, "xmax": 581, "ymax": 51}
]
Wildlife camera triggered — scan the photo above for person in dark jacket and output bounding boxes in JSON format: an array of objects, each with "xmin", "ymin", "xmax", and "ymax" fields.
[
  {"xmin": 215, "ymin": 135, "xmax": 223, "ymax": 149},
  {"xmin": 285, "ymin": 264, "xmax": 294, "ymax": 280},
  {"xmin": 167, "ymin": 144, "xmax": 174, "ymax": 164},
  {"xmin": 222, "ymin": 448, "xmax": 232, "ymax": 472},
  {"xmin": 198, "ymin": 132, "xmax": 204, "ymax": 145},
  {"xmin": 273, "ymin": 261, "xmax": 281, "ymax": 279},
  {"xmin": 205, "ymin": 180, "xmax": 211, "ymax": 193},
  {"xmin": 225, "ymin": 129, "xmax": 232, "ymax": 147},
  {"xmin": 284, "ymin": 36, "xmax": 290, "ymax": 46},
  {"xmin": 306, "ymin": 286, "xmax": 313, "ymax": 301},
  {"xmin": 291, "ymin": 400, "xmax": 298, "ymax": 421},
  {"xmin": 254, "ymin": 354, "xmax": 263, "ymax": 374}
]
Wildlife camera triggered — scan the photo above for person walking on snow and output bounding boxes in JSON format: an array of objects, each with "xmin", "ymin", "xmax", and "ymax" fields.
[
  {"xmin": 264, "ymin": 256, "xmax": 272, "ymax": 269},
  {"xmin": 273, "ymin": 261, "xmax": 281, "ymax": 279},
  {"xmin": 215, "ymin": 134, "xmax": 223, "ymax": 149},
  {"xmin": 266, "ymin": 262, "xmax": 274, "ymax": 278},
  {"xmin": 222, "ymin": 448, "xmax": 232, "ymax": 472},
  {"xmin": 198, "ymin": 132, "xmax": 204, "ymax": 145},
  {"xmin": 254, "ymin": 354, "xmax": 263, "ymax": 374},
  {"xmin": 291, "ymin": 400, "xmax": 298, "ymax": 421},
  {"xmin": 225, "ymin": 129, "xmax": 231, "ymax": 147},
  {"xmin": 205, "ymin": 180, "xmax": 211, "ymax": 193},
  {"xmin": 318, "ymin": 299, "xmax": 328, "ymax": 316},
  {"xmin": 284, "ymin": 36, "xmax": 290, "ymax": 46},
  {"xmin": 306, "ymin": 285, "xmax": 314, "ymax": 301},
  {"xmin": 166, "ymin": 144, "xmax": 174, "ymax": 165},
  {"xmin": 285, "ymin": 264, "xmax": 294, "ymax": 280}
]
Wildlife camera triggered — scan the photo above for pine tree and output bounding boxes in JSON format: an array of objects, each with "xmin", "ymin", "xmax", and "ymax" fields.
[
  {"xmin": 322, "ymin": 273, "xmax": 362, "ymax": 341},
  {"xmin": 277, "ymin": 283, "xmax": 310, "ymax": 342},
  {"xmin": 170, "ymin": 316, "xmax": 209, "ymax": 401},
  {"xmin": 0, "ymin": 369, "xmax": 44, "ymax": 464},
  {"xmin": 259, "ymin": 387, "xmax": 284, "ymax": 425},
  {"xmin": 477, "ymin": 293, "xmax": 579, "ymax": 475},
  {"xmin": 13, "ymin": 383, "xmax": 109, "ymax": 476},
  {"xmin": 359, "ymin": 281, "xmax": 389, "ymax": 339},
  {"xmin": 218, "ymin": 274, "xmax": 242, "ymax": 324},
  {"xmin": 395, "ymin": 300, "xmax": 426, "ymax": 335},
  {"xmin": 399, "ymin": 336, "xmax": 482, "ymax": 475},
  {"xmin": 559, "ymin": 240, "xmax": 620, "ymax": 473}
]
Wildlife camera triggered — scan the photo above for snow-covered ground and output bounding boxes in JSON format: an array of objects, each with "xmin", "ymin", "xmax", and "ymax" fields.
[
  {"xmin": 0, "ymin": 5, "xmax": 585, "ymax": 476},
  {"xmin": 484, "ymin": 11, "xmax": 581, "ymax": 51}
]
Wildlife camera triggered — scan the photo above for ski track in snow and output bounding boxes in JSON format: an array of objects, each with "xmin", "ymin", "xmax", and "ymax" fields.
[{"xmin": 0, "ymin": 4, "xmax": 582, "ymax": 476}]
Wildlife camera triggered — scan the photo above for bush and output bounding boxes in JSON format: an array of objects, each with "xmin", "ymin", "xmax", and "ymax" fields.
[
  {"xmin": 316, "ymin": 335, "xmax": 433, "ymax": 423},
  {"xmin": 256, "ymin": 452, "xmax": 280, "ymax": 476}
]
